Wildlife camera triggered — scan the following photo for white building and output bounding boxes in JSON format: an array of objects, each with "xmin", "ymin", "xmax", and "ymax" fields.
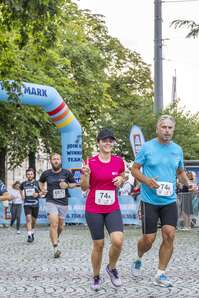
[{"xmin": 6, "ymin": 152, "xmax": 50, "ymax": 187}]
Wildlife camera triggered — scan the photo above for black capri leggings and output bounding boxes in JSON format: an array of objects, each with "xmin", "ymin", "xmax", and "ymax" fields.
[{"xmin": 85, "ymin": 209, "xmax": 123, "ymax": 240}]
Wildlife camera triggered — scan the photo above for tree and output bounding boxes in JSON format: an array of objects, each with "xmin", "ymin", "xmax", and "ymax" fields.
[
  {"xmin": 171, "ymin": 20, "xmax": 199, "ymax": 38},
  {"xmin": 164, "ymin": 101, "xmax": 199, "ymax": 160},
  {"xmin": 0, "ymin": 1, "xmax": 113, "ymax": 178}
]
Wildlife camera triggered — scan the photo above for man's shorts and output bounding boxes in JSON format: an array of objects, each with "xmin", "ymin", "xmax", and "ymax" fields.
[
  {"xmin": 141, "ymin": 201, "xmax": 178, "ymax": 234},
  {"xmin": 45, "ymin": 202, "xmax": 68, "ymax": 219},
  {"xmin": 24, "ymin": 205, "xmax": 39, "ymax": 219},
  {"xmin": 85, "ymin": 209, "xmax": 123, "ymax": 240}
]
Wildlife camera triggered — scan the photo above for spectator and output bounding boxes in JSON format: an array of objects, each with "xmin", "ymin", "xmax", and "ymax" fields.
[
  {"xmin": 178, "ymin": 171, "xmax": 196, "ymax": 230},
  {"xmin": 9, "ymin": 181, "xmax": 23, "ymax": 234},
  {"xmin": 131, "ymin": 180, "xmax": 141, "ymax": 201},
  {"xmin": 0, "ymin": 180, "xmax": 10, "ymax": 228}
]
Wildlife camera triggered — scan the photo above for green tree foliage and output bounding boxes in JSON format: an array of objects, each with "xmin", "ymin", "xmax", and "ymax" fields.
[
  {"xmin": 164, "ymin": 101, "xmax": 199, "ymax": 160},
  {"xmin": 1, "ymin": 0, "xmax": 199, "ymax": 181}
]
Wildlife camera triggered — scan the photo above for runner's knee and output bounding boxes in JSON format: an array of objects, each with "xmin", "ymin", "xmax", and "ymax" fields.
[
  {"xmin": 93, "ymin": 240, "xmax": 104, "ymax": 252},
  {"xmin": 51, "ymin": 221, "xmax": 59, "ymax": 229},
  {"xmin": 142, "ymin": 234, "xmax": 155, "ymax": 248},
  {"xmin": 112, "ymin": 238, "xmax": 123, "ymax": 250},
  {"xmin": 162, "ymin": 228, "xmax": 175, "ymax": 242}
]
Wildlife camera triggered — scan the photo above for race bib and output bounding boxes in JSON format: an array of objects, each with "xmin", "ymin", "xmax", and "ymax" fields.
[
  {"xmin": 95, "ymin": 190, "xmax": 115, "ymax": 205},
  {"xmin": 53, "ymin": 189, "xmax": 65, "ymax": 199},
  {"xmin": 25, "ymin": 188, "xmax": 35, "ymax": 196},
  {"xmin": 156, "ymin": 182, "xmax": 173, "ymax": 197}
]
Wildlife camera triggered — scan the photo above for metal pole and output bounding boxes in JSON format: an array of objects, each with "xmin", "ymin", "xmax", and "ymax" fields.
[
  {"xmin": 154, "ymin": 0, "xmax": 163, "ymax": 113},
  {"xmin": 171, "ymin": 69, "xmax": 177, "ymax": 102}
]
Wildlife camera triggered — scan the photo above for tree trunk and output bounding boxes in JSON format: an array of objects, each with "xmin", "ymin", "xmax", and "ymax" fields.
[
  {"xmin": 28, "ymin": 151, "xmax": 36, "ymax": 171},
  {"xmin": 0, "ymin": 148, "xmax": 6, "ymax": 182}
]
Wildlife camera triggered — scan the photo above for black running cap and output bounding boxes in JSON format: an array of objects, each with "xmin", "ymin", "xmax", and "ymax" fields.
[{"xmin": 97, "ymin": 128, "xmax": 116, "ymax": 141}]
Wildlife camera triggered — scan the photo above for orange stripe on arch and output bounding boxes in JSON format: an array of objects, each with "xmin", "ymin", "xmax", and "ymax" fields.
[
  {"xmin": 56, "ymin": 114, "xmax": 75, "ymax": 129},
  {"xmin": 51, "ymin": 109, "xmax": 69, "ymax": 122}
]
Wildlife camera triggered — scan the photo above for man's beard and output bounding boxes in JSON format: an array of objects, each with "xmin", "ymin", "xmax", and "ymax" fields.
[{"xmin": 52, "ymin": 163, "xmax": 61, "ymax": 171}]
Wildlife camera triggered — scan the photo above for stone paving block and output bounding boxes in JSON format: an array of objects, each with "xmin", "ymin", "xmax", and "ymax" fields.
[{"xmin": 0, "ymin": 226, "xmax": 198, "ymax": 297}]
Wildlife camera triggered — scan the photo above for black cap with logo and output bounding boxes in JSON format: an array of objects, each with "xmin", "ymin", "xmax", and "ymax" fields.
[{"xmin": 97, "ymin": 128, "xmax": 116, "ymax": 142}]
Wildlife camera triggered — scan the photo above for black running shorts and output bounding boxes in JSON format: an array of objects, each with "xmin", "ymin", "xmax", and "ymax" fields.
[
  {"xmin": 85, "ymin": 209, "xmax": 123, "ymax": 240},
  {"xmin": 141, "ymin": 201, "xmax": 178, "ymax": 234},
  {"xmin": 24, "ymin": 205, "xmax": 39, "ymax": 219}
]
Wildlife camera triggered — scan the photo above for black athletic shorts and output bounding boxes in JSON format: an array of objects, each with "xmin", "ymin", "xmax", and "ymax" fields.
[
  {"xmin": 141, "ymin": 201, "xmax": 178, "ymax": 234},
  {"xmin": 24, "ymin": 205, "xmax": 39, "ymax": 219},
  {"xmin": 85, "ymin": 209, "xmax": 123, "ymax": 240}
]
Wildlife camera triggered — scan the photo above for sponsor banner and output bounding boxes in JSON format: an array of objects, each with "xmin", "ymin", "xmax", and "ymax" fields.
[
  {"xmin": 0, "ymin": 202, "xmax": 6, "ymax": 224},
  {"xmin": 66, "ymin": 195, "xmax": 85, "ymax": 223},
  {"xmin": 0, "ymin": 195, "xmax": 141, "ymax": 225},
  {"xmin": 129, "ymin": 125, "xmax": 145, "ymax": 157},
  {"xmin": 119, "ymin": 195, "xmax": 141, "ymax": 225}
]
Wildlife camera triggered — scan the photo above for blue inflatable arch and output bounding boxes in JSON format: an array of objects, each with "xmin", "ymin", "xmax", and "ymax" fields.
[{"xmin": 0, "ymin": 82, "xmax": 82, "ymax": 175}]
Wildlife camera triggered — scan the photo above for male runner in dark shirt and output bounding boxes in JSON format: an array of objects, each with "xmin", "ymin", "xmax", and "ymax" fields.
[
  {"xmin": 39, "ymin": 153, "xmax": 77, "ymax": 258},
  {"xmin": 20, "ymin": 168, "xmax": 40, "ymax": 243}
]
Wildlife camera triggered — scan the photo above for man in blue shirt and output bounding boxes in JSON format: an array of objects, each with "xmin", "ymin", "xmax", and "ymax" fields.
[{"xmin": 131, "ymin": 115, "xmax": 191, "ymax": 287}]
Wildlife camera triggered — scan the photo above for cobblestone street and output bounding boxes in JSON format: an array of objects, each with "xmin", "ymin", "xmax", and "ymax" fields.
[{"xmin": 0, "ymin": 225, "xmax": 199, "ymax": 297}]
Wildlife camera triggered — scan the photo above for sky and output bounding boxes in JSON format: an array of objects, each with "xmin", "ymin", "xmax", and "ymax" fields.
[{"xmin": 75, "ymin": 0, "xmax": 199, "ymax": 113}]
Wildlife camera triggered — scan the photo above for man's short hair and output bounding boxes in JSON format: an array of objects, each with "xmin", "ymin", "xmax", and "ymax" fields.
[
  {"xmin": 12, "ymin": 181, "xmax": 20, "ymax": 188},
  {"xmin": 50, "ymin": 153, "xmax": 61, "ymax": 160},
  {"xmin": 26, "ymin": 168, "xmax": 36, "ymax": 178},
  {"xmin": 157, "ymin": 114, "xmax": 176, "ymax": 127}
]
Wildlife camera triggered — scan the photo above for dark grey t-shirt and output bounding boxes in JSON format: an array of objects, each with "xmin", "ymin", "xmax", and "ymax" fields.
[
  {"xmin": 20, "ymin": 180, "xmax": 40, "ymax": 206},
  {"xmin": 39, "ymin": 169, "xmax": 75, "ymax": 206}
]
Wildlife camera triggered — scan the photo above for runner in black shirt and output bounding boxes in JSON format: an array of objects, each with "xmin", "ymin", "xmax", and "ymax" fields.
[
  {"xmin": 39, "ymin": 153, "xmax": 77, "ymax": 258},
  {"xmin": 20, "ymin": 168, "xmax": 40, "ymax": 243}
]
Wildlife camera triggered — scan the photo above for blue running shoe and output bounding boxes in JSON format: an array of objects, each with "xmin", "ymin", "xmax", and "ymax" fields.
[
  {"xmin": 154, "ymin": 274, "xmax": 173, "ymax": 287},
  {"xmin": 131, "ymin": 260, "xmax": 142, "ymax": 277}
]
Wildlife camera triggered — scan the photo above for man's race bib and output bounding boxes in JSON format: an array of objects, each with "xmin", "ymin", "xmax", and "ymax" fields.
[
  {"xmin": 53, "ymin": 189, "xmax": 65, "ymax": 199},
  {"xmin": 95, "ymin": 190, "xmax": 115, "ymax": 205},
  {"xmin": 156, "ymin": 182, "xmax": 173, "ymax": 197},
  {"xmin": 25, "ymin": 188, "xmax": 35, "ymax": 196}
]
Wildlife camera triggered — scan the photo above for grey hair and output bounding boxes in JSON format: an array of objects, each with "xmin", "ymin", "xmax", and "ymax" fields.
[{"xmin": 157, "ymin": 114, "xmax": 176, "ymax": 127}]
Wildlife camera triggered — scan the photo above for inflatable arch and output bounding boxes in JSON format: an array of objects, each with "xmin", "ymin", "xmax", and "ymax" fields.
[{"xmin": 0, "ymin": 81, "xmax": 82, "ymax": 185}]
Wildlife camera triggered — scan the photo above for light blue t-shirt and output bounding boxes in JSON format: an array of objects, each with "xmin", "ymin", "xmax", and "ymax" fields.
[{"xmin": 135, "ymin": 138, "xmax": 184, "ymax": 205}]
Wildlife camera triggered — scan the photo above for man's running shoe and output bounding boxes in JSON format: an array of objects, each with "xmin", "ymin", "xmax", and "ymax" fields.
[
  {"xmin": 54, "ymin": 248, "xmax": 61, "ymax": 258},
  {"xmin": 27, "ymin": 235, "xmax": 33, "ymax": 243},
  {"xmin": 154, "ymin": 274, "xmax": 173, "ymax": 287},
  {"xmin": 90, "ymin": 276, "xmax": 103, "ymax": 291},
  {"xmin": 131, "ymin": 260, "xmax": 142, "ymax": 277},
  {"xmin": 106, "ymin": 265, "xmax": 122, "ymax": 287},
  {"xmin": 31, "ymin": 233, "xmax": 34, "ymax": 241}
]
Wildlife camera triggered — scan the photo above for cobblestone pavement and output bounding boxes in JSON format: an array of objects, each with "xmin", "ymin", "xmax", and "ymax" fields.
[{"xmin": 0, "ymin": 225, "xmax": 199, "ymax": 298}]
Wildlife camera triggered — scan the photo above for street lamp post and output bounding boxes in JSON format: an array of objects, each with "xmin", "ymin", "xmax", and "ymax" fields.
[{"xmin": 154, "ymin": 0, "xmax": 163, "ymax": 113}]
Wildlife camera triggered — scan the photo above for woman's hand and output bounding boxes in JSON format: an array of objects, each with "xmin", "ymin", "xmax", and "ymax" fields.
[
  {"xmin": 81, "ymin": 164, "xmax": 90, "ymax": 177},
  {"xmin": 112, "ymin": 176, "xmax": 124, "ymax": 188}
]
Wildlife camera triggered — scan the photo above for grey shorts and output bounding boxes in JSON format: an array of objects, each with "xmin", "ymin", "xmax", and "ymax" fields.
[{"xmin": 45, "ymin": 202, "xmax": 68, "ymax": 219}]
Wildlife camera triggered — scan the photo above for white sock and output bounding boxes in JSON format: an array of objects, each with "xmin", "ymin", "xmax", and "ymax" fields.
[
  {"xmin": 157, "ymin": 269, "xmax": 165, "ymax": 276},
  {"xmin": 53, "ymin": 244, "xmax": 58, "ymax": 251},
  {"xmin": 32, "ymin": 229, "xmax": 35, "ymax": 235},
  {"xmin": 28, "ymin": 231, "xmax": 32, "ymax": 236}
]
